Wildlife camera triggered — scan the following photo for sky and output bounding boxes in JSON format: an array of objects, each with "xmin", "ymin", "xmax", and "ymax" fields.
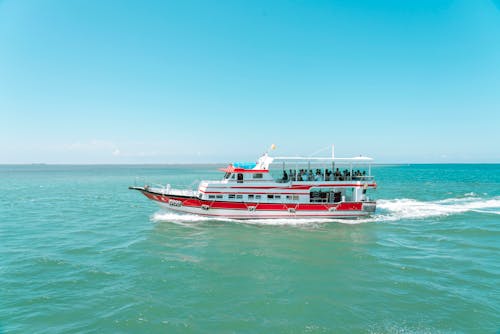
[{"xmin": 1, "ymin": 0, "xmax": 499, "ymax": 164}]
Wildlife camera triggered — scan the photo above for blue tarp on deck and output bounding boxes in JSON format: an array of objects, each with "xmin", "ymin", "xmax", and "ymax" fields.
[{"xmin": 233, "ymin": 162, "xmax": 256, "ymax": 169}]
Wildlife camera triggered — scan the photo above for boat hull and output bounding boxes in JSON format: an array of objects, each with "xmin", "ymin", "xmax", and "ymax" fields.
[{"xmin": 134, "ymin": 188, "xmax": 375, "ymax": 219}]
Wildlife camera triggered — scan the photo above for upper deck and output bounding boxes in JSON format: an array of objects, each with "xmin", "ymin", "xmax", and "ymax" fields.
[
  {"xmin": 213, "ymin": 154, "xmax": 374, "ymax": 184},
  {"xmin": 199, "ymin": 153, "xmax": 376, "ymax": 200}
]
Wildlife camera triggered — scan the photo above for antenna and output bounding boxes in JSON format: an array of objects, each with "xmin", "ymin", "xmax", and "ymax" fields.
[{"xmin": 308, "ymin": 145, "xmax": 330, "ymax": 157}]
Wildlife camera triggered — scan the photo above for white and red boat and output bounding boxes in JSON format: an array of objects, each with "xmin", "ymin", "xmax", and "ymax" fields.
[{"xmin": 130, "ymin": 146, "xmax": 377, "ymax": 219}]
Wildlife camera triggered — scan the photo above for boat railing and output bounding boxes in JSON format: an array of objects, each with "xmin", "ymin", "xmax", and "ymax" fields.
[
  {"xmin": 202, "ymin": 180, "xmax": 227, "ymax": 184},
  {"xmin": 166, "ymin": 187, "xmax": 198, "ymax": 197},
  {"xmin": 138, "ymin": 178, "xmax": 198, "ymax": 197},
  {"xmin": 351, "ymin": 176, "xmax": 375, "ymax": 181},
  {"xmin": 276, "ymin": 175, "xmax": 375, "ymax": 182},
  {"xmin": 144, "ymin": 183, "xmax": 198, "ymax": 197}
]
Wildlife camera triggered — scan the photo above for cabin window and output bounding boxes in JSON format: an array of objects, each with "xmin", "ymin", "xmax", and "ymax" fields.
[
  {"xmin": 231, "ymin": 174, "xmax": 235, "ymax": 179},
  {"xmin": 216, "ymin": 195, "xmax": 223, "ymax": 199},
  {"xmin": 248, "ymin": 194, "xmax": 254, "ymax": 200},
  {"xmin": 209, "ymin": 195, "xmax": 215, "ymax": 199},
  {"xmin": 293, "ymin": 195, "xmax": 299, "ymax": 200},
  {"xmin": 275, "ymin": 195, "xmax": 281, "ymax": 199},
  {"xmin": 267, "ymin": 195, "xmax": 274, "ymax": 199},
  {"xmin": 253, "ymin": 173, "xmax": 263, "ymax": 179},
  {"xmin": 237, "ymin": 174, "xmax": 243, "ymax": 183},
  {"xmin": 224, "ymin": 172, "xmax": 231, "ymax": 179},
  {"xmin": 236, "ymin": 195, "xmax": 243, "ymax": 199},
  {"xmin": 228, "ymin": 194, "xmax": 235, "ymax": 199},
  {"xmin": 255, "ymin": 195, "xmax": 261, "ymax": 199}
]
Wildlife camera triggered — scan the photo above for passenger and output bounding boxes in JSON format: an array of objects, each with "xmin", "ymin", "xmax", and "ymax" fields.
[{"xmin": 282, "ymin": 170, "xmax": 288, "ymax": 182}]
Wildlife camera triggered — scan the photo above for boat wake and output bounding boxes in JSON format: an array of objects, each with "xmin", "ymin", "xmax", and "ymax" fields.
[
  {"xmin": 376, "ymin": 195, "xmax": 500, "ymax": 221},
  {"xmin": 150, "ymin": 211, "xmax": 339, "ymax": 227},
  {"xmin": 150, "ymin": 195, "xmax": 500, "ymax": 226}
]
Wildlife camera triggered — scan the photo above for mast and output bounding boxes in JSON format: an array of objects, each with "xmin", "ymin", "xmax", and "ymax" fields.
[{"xmin": 331, "ymin": 144, "xmax": 335, "ymax": 173}]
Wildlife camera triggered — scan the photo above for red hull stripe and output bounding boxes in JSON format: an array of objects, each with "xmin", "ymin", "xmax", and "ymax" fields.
[
  {"xmin": 164, "ymin": 205, "xmax": 367, "ymax": 218},
  {"xmin": 203, "ymin": 183, "xmax": 376, "ymax": 190},
  {"xmin": 143, "ymin": 192, "xmax": 364, "ymax": 211}
]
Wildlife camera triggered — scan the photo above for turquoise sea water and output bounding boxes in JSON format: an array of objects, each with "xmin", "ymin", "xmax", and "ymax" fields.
[{"xmin": 1, "ymin": 164, "xmax": 499, "ymax": 333}]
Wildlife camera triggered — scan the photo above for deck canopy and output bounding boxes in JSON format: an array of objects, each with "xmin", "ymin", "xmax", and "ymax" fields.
[{"xmin": 271, "ymin": 156, "xmax": 373, "ymax": 165}]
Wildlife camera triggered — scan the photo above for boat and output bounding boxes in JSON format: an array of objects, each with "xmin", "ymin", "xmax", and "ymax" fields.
[{"xmin": 129, "ymin": 146, "xmax": 377, "ymax": 219}]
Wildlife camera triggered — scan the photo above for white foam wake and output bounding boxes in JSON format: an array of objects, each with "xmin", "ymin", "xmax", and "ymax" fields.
[
  {"xmin": 150, "ymin": 195, "xmax": 500, "ymax": 226},
  {"xmin": 376, "ymin": 196, "xmax": 500, "ymax": 221},
  {"xmin": 150, "ymin": 211, "xmax": 344, "ymax": 226}
]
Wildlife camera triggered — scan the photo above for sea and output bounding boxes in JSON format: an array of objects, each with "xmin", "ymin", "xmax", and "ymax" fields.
[{"xmin": 1, "ymin": 164, "xmax": 499, "ymax": 333}]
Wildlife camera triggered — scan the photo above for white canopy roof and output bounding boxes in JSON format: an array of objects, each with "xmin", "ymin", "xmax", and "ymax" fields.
[{"xmin": 272, "ymin": 156, "xmax": 373, "ymax": 163}]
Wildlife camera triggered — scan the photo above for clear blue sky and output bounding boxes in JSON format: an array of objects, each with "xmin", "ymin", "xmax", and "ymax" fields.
[{"xmin": 1, "ymin": 0, "xmax": 499, "ymax": 164}]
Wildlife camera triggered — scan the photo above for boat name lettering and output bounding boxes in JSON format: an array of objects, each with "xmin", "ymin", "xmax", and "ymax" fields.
[{"xmin": 168, "ymin": 199, "xmax": 182, "ymax": 207}]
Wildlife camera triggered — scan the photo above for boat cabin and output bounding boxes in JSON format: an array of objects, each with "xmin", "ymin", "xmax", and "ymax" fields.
[{"xmin": 197, "ymin": 155, "xmax": 376, "ymax": 204}]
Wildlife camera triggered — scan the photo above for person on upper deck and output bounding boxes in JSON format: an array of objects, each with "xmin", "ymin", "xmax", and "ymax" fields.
[{"xmin": 334, "ymin": 168, "xmax": 341, "ymax": 180}]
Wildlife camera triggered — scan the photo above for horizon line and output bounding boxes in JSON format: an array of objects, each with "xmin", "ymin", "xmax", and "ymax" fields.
[{"xmin": 0, "ymin": 162, "xmax": 499, "ymax": 166}]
